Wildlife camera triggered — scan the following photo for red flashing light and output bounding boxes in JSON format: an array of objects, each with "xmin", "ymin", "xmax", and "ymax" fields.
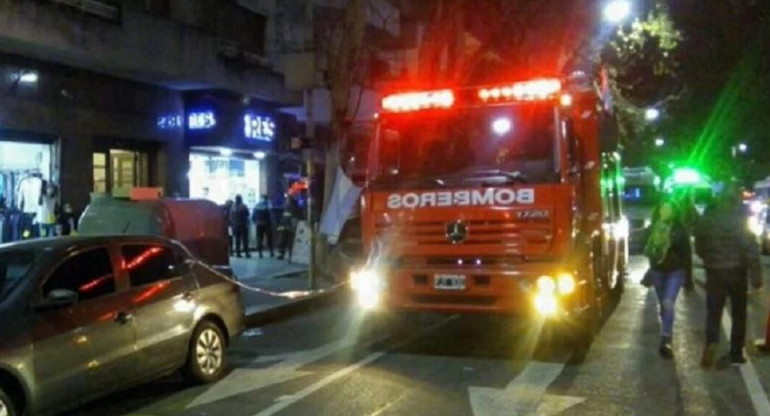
[
  {"xmin": 381, "ymin": 90, "xmax": 455, "ymax": 113},
  {"xmin": 479, "ymin": 79, "xmax": 562, "ymax": 103}
]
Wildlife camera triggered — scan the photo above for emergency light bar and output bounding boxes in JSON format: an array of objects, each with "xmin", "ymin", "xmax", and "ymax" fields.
[
  {"xmin": 478, "ymin": 79, "xmax": 562, "ymax": 102},
  {"xmin": 381, "ymin": 89, "xmax": 455, "ymax": 113}
]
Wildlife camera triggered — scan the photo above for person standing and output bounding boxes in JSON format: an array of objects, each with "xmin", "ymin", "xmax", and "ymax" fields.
[
  {"xmin": 223, "ymin": 199, "xmax": 234, "ymax": 255},
  {"xmin": 696, "ymin": 184, "xmax": 762, "ymax": 367},
  {"xmin": 38, "ymin": 183, "xmax": 58, "ymax": 237},
  {"xmin": 252, "ymin": 194, "xmax": 275, "ymax": 258},
  {"xmin": 230, "ymin": 195, "xmax": 251, "ymax": 258},
  {"xmin": 644, "ymin": 199, "xmax": 692, "ymax": 359},
  {"xmin": 673, "ymin": 189, "xmax": 699, "ymax": 290},
  {"xmin": 56, "ymin": 202, "xmax": 77, "ymax": 236},
  {"xmin": 277, "ymin": 192, "xmax": 300, "ymax": 261}
]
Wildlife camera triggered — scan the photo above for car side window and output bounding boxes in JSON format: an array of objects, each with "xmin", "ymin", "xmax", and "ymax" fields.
[
  {"xmin": 43, "ymin": 248, "xmax": 115, "ymax": 303},
  {"xmin": 121, "ymin": 245, "xmax": 182, "ymax": 287}
]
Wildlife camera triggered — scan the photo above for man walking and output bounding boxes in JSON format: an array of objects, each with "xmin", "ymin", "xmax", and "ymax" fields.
[
  {"xmin": 695, "ymin": 183, "xmax": 762, "ymax": 367},
  {"xmin": 230, "ymin": 195, "xmax": 251, "ymax": 258},
  {"xmin": 253, "ymin": 194, "xmax": 275, "ymax": 258}
]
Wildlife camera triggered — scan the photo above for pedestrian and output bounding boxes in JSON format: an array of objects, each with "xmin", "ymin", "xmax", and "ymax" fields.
[
  {"xmin": 229, "ymin": 195, "xmax": 251, "ymax": 258},
  {"xmin": 56, "ymin": 202, "xmax": 77, "ymax": 236},
  {"xmin": 643, "ymin": 199, "xmax": 692, "ymax": 359},
  {"xmin": 252, "ymin": 194, "xmax": 275, "ymax": 258},
  {"xmin": 696, "ymin": 183, "xmax": 762, "ymax": 367},
  {"xmin": 37, "ymin": 183, "xmax": 58, "ymax": 237},
  {"xmin": 673, "ymin": 189, "xmax": 699, "ymax": 290},
  {"xmin": 223, "ymin": 199, "xmax": 234, "ymax": 255},
  {"xmin": 277, "ymin": 192, "xmax": 300, "ymax": 261}
]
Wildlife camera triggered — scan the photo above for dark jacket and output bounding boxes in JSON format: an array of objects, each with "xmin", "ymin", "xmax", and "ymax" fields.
[
  {"xmin": 252, "ymin": 201, "xmax": 273, "ymax": 226},
  {"xmin": 229, "ymin": 203, "xmax": 249, "ymax": 229},
  {"xmin": 695, "ymin": 200, "xmax": 760, "ymax": 272},
  {"xmin": 646, "ymin": 220, "xmax": 692, "ymax": 272}
]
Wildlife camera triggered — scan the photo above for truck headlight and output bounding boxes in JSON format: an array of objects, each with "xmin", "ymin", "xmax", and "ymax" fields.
[
  {"xmin": 557, "ymin": 273, "xmax": 576, "ymax": 295},
  {"xmin": 351, "ymin": 268, "xmax": 383, "ymax": 310},
  {"xmin": 534, "ymin": 275, "xmax": 558, "ymax": 316}
]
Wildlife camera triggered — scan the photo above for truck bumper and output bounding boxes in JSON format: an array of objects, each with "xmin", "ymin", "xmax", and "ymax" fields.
[{"xmin": 373, "ymin": 263, "xmax": 583, "ymax": 317}]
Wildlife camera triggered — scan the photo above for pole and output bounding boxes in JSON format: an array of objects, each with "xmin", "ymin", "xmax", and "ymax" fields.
[{"xmin": 304, "ymin": 89, "xmax": 317, "ymax": 290}]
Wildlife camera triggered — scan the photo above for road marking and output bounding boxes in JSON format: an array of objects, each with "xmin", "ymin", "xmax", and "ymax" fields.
[
  {"xmin": 722, "ymin": 310, "xmax": 770, "ymax": 416},
  {"xmin": 187, "ymin": 339, "xmax": 354, "ymax": 408},
  {"xmin": 469, "ymin": 361, "xmax": 583, "ymax": 416},
  {"xmin": 250, "ymin": 316, "xmax": 457, "ymax": 416}
]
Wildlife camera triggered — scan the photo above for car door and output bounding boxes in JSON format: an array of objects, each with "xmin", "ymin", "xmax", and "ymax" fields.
[
  {"xmin": 120, "ymin": 243, "xmax": 197, "ymax": 375},
  {"xmin": 31, "ymin": 246, "xmax": 136, "ymax": 412}
]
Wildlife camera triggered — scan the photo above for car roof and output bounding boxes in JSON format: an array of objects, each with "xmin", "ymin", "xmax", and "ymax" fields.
[{"xmin": 0, "ymin": 235, "xmax": 180, "ymax": 254}]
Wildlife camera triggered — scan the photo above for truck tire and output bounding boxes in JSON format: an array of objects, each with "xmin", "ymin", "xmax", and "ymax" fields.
[
  {"xmin": 0, "ymin": 386, "xmax": 18, "ymax": 416},
  {"xmin": 183, "ymin": 320, "xmax": 228, "ymax": 384}
]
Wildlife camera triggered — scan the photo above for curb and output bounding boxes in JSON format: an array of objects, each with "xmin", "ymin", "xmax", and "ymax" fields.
[{"xmin": 244, "ymin": 284, "xmax": 350, "ymax": 328}]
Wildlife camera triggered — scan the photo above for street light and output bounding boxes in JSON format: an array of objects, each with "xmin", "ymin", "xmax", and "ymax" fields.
[
  {"xmin": 645, "ymin": 108, "xmax": 660, "ymax": 121},
  {"xmin": 739, "ymin": 143, "xmax": 748, "ymax": 153},
  {"xmin": 655, "ymin": 138, "xmax": 665, "ymax": 147},
  {"xmin": 603, "ymin": 0, "xmax": 632, "ymax": 24}
]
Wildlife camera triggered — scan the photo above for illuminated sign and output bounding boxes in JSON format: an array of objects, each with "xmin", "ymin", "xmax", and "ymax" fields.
[
  {"xmin": 244, "ymin": 114, "xmax": 276, "ymax": 141},
  {"xmin": 188, "ymin": 111, "xmax": 217, "ymax": 130},
  {"xmin": 157, "ymin": 115, "xmax": 183, "ymax": 129}
]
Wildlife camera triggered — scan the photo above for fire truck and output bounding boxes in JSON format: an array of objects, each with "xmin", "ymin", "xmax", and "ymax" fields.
[{"xmin": 351, "ymin": 74, "xmax": 627, "ymax": 354}]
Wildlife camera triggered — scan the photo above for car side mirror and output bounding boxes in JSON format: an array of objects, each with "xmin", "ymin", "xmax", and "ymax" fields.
[{"xmin": 34, "ymin": 289, "xmax": 78, "ymax": 312}]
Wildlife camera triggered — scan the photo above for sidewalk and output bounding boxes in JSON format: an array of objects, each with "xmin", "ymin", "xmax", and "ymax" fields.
[{"xmin": 229, "ymin": 256, "xmax": 346, "ymax": 328}]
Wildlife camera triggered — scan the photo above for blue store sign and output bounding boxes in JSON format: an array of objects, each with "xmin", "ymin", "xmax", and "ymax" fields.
[{"xmin": 243, "ymin": 114, "xmax": 276, "ymax": 141}]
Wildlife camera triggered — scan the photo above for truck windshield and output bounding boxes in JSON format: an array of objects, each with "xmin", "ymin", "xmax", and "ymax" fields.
[
  {"xmin": 623, "ymin": 185, "xmax": 659, "ymax": 206},
  {"xmin": 0, "ymin": 248, "xmax": 38, "ymax": 304},
  {"xmin": 372, "ymin": 103, "xmax": 559, "ymax": 189}
]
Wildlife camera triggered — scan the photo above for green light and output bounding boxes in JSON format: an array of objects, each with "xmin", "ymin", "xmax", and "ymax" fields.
[{"xmin": 672, "ymin": 168, "xmax": 701, "ymax": 185}]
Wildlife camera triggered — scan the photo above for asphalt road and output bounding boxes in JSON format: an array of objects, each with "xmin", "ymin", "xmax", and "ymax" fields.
[{"xmin": 63, "ymin": 256, "xmax": 770, "ymax": 416}]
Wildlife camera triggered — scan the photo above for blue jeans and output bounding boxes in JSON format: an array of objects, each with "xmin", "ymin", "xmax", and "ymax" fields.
[{"xmin": 651, "ymin": 268, "xmax": 685, "ymax": 338}]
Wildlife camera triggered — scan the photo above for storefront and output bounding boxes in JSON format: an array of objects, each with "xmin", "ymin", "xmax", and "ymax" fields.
[
  {"xmin": 184, "ymin": 93, "xmax": 296, "ymax": 208},
  {"xmin": 0, "ymin": 131, "xmax": 60, "ymax": 241}
]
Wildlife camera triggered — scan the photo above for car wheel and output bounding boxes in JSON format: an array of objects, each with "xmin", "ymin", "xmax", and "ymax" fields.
[
  {"xmin": 184, "ymin": 321, "xmax": 227, "ymax": 384},
  {"xmin": 0, "ymin": 387, "xmax": 18, "ymax": 416}
]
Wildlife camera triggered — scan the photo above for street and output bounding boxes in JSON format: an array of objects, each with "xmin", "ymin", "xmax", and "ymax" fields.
[{"xmin": 60, "ymin": 256, "xmax": 770, "ymax": 416}]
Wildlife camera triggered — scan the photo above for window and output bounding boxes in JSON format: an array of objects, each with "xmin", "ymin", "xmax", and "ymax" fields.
[
  {"xmin": 43, "ymin": 248, "xmax": 115, "ymax": 303},
  {"xmin": 0, "ymin": 249, "xmax": 39, "ymax": 303},
  {"xmin": 93, "ymin": 153, "xmax": 107, "ymax": 193},
  {"xmin": 121, "ymin": 245, "xmax": 182, "ymax": 287}
]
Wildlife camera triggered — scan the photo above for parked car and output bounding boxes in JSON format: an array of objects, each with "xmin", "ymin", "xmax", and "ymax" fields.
[{"xmin": 0, "ymin": 235, "xmax": 244, "ymax": 416}]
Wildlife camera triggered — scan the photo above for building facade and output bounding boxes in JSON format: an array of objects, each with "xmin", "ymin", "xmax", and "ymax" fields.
[{"xmin": 0, "ymin": 0, "xmax": 301, "ymax": 218}]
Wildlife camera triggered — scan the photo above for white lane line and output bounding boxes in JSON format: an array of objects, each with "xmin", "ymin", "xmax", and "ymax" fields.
[
  {"xmin": 251, "ymin": 316, "xmax": 457, "ymax": 416},
  {"xmin": 722, "ymin": 310, "xmax": 770, "ymax": 416},
  {"xmin": 252, "ymin": 350, "xmax": 387, "ymax": 416}
]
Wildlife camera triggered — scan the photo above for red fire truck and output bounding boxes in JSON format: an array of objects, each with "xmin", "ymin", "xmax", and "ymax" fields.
[{"xmin": 351, "ymin": 74, "xmax": 628, "ymax": 354}]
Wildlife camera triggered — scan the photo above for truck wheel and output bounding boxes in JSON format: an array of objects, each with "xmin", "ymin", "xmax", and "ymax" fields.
[
  {"xmin": 0, "ymin": 386, "xmax": 18, "ymax": 416},
  {"xmin": 183, "ymin": 320, "xmax": 227, "ymax": 384}
]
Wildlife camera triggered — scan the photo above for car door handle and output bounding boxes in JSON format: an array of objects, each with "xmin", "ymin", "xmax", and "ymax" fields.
[{"xmin": 115, "ymin": 311, "xmax": 133, "ymax": 325}]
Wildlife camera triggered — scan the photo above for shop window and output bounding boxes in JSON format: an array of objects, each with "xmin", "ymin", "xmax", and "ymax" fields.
[
  {"xmin": 93, "ymin": 153, "xmax": 107, "ymax": 193},
  {"xmin": 0, "ymin": 141, "xmax": 55, "ymax": 213},
  {"xmin": 188, "ymin": 152, "xmax": 260, "ymax": 206}
]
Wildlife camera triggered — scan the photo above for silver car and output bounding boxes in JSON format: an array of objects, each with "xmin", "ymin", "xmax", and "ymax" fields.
[{"xmin": 0, "ymin": 236, "xmax": 244, "ymax": 416}]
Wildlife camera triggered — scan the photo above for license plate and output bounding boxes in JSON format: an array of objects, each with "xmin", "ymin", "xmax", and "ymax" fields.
[{"xmin": 434, "ymin": 274, "xmax": 466, "ymax": 290}]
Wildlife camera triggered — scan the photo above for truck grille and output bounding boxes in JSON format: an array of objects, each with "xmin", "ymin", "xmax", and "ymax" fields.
[{"xmin": 375, "ymin": 219, "xmax": 551, "ymax": 246}]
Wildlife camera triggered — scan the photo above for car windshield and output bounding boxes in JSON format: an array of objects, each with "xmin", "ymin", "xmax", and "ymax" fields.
[
  {"xmin": 0, "ymin": 248, "xmax": 39, "ymax": 303},
  {"xmin": 623, "ymin": 185, "xmax": 659, "ymax": 206},
  {"xmin": 372, "ymin": 103, "xmax": 559, "ymax": 189}
]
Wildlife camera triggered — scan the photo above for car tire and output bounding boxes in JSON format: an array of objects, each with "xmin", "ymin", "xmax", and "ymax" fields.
[
  {"xmin": 0, "ymin": 386, "xmax": 18, "ymax": 416},
  {"xmin": 183, "ymin": 320, "xmax": 227, "ymax": 384}
]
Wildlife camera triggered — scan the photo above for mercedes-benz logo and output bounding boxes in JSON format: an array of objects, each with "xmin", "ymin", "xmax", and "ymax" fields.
[{"xmin": 446, "ymin": 221, "xmax": 467, "ymax": 244}]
